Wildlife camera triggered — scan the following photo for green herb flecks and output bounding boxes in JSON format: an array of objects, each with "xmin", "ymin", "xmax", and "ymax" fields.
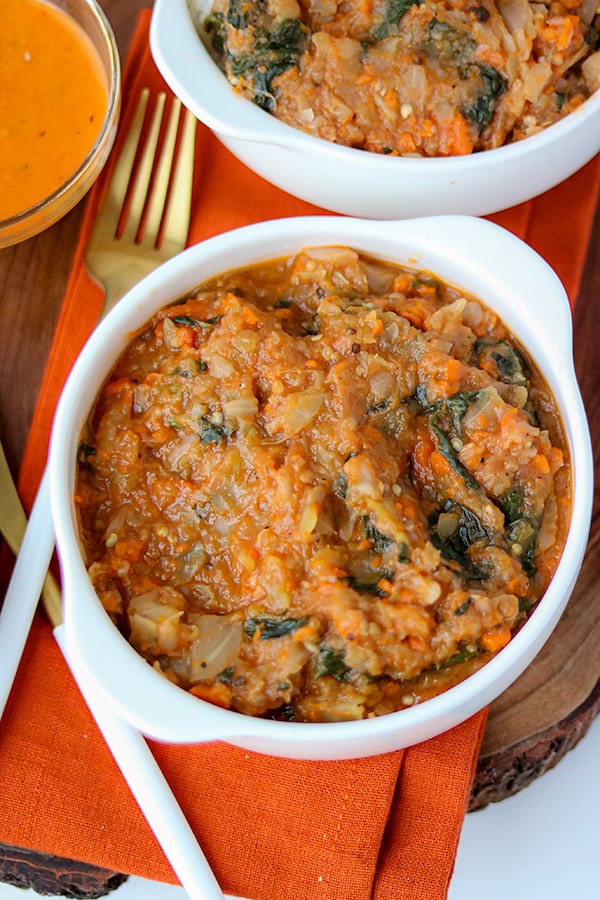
[
  {"xmin": 439, "ymin": 643, "xmax": 480, "ymax": 668},
  {"xmin": 314, "ymin": 647, "xmax": 353, "ymax": 681},
  {"xmin": 244, "ymin": 615, "xmax": 310, "ymax": 640}
]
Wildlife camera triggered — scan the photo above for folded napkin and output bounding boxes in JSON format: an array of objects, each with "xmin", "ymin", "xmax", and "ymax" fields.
[{"xmin": 0, "ymin": 11, "xmax": 599, "ymax": 900}]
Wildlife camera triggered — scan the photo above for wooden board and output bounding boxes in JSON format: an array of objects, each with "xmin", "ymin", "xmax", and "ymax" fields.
[{"xmin": 470, "ymin": 199, "xmax": 600, "ymax": 809}]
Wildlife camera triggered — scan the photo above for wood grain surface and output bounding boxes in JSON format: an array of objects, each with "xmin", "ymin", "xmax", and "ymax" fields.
[{"xmin": 1, "ymin": 0, "xmax": 599, "ymax": 891}]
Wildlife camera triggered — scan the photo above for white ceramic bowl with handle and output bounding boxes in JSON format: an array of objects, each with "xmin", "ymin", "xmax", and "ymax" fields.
[
  {"xmin": 49, "ymin": 215, "xmax": 592, "ymax": 760},
  {"xmin": 149, "ymin": 0, "xmax": 600, "ymax": 219}
]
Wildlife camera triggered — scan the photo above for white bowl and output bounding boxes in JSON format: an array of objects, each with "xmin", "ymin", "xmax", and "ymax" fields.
[
  {"xmin": 149, "ymin": 0, "xmax": 600, "ymax": 220},
  {"xmin": 50, "ymin": 215, "xmax": 592, "ymax": 760}
]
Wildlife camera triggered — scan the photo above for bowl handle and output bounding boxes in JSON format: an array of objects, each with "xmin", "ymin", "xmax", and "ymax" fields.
[{"xmin": 386, "ymin": 215, "xmax": 574, "ymax": 361}]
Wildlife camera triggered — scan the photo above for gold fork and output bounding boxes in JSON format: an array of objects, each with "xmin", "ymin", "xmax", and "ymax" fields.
[{"xmin": 85, "ymin": 87, "xmax": 196, "ymax": 321}]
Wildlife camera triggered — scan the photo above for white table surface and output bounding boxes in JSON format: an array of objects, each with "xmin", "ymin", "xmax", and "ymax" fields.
[{"xmin": 1, "ymin": 712, "xmax": 599, "ymax": 900}]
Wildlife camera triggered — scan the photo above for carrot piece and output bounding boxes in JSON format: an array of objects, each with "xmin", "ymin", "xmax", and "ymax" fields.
[
  {"xmin": 371, "ymin": 317, "xmax": 384, "ymax": 337},
  {"xmin": 430, "ymin": 448, "xmax": 453, "ymax": 478},
  {"xmin": 531, "ymin": 453, "xmax": 551, "ymax": 474},
  {"xmin": 401, "ymin": 302, "xmax": 428, "ymax": 329},
  {"xmin": 443, "ymin": 113, "xmax": 475, "ymax": 156},
  {"xmin": 102, "ymin": 376, "xmax": 132, "ymax": 397},
  {"xmin": 481, "ymin": 626, "xmax": 512, "ymax": 653},
  {"xmin": 190, "ymin": 682, "xmax": 233, "ymax": 709},
  {"xmin": 392, "ymin": 273, "xmax": 413, "ymax": 293}
]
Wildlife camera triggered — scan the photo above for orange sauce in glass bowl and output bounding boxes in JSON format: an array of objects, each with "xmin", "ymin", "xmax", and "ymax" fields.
[{"xmin": 0, "ymin": 0, "xmax": 109, "ymax": 220}]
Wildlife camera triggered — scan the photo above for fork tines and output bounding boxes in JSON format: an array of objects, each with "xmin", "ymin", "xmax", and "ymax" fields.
[{"xmin": 102, "ymin": 88, "xmax": 196, "ymax": 252}]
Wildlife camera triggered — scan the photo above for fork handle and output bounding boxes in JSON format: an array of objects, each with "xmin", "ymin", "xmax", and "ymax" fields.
[{"xmin": 91, "ymin": 258, "xmax": 159, "ymax": 323}]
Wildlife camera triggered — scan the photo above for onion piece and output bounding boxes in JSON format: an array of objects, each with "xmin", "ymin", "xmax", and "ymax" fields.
[{"xmin": 189, "ymin": 616, "xmax": 243, "ymax": 682}]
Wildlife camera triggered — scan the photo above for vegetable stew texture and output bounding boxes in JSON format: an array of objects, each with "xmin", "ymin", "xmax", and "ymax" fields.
[
  {"xmin": 76, "ymin": 248, "xmax": 570, "ymax": 721},
  {"xmin": 199, "ymin": 0, "xmax": 600, "ymax": 156}
]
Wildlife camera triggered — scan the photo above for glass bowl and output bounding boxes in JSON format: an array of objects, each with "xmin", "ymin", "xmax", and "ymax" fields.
[{"xmin": 0, "ymin": 0, "xmax": 121, "ymax": 249}]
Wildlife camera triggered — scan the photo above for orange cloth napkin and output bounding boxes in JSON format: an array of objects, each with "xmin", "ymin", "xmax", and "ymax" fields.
[{"xmin": 0, "ymin": 10, "xmax": 599, "ymax": 900}]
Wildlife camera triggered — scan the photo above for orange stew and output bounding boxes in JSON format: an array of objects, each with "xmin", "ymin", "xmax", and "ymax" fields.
[
  {"xmin": 201, "ymin": 0, "xmax": 600, "ymax": 156},
  {"xmin": 76, "ymin": 248, "xmax": 570, "ymax": 722},
  {"xmin": 0, "ymin": 0, "xmax": 108, "ymax": 220}
]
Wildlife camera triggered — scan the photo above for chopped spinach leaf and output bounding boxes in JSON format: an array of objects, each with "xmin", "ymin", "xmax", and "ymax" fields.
[
  {"xmin": 79, "ymin": 442, "xmax": 97, "ymax": 458},
  {"xmin": 343, "ymin": 573, "xmax": 390, "ymax": 597},
  {"xmin": 364, "ymin": 516, "xmax": 394, "ymax": 553},
  {"xmin": 429, "ymin": 500, "xmax": 492, "ymax": 580},
  {"xmin": 498, "ymin": 489, "xmax": 523, "ymax": 524},
  {"xmin": 314, "ymin": 647, "xmax": 353, "ymax": 681},
  {"xmin": 227, "ymin": 17, "xmax": 310, "ymax": 112},
  {"xmin": 432, "ymin": 390, "xmax": 481, "ymax": 434},
  {"xmin": 499, "ymin": 489, "xmax": 539, "ymax": 577},
  {"xmin": 198, "ymin": 419, "xmax": 227, "ymax": 444},
  {"xmin": 462, "ymin": 64, "xmax": 507, "ymax": 135},
  {"xmin": 244, "ymin": 615, "xmax": 309, "ymax": 640},
  {"xmin": 226, "ymin": 0, "xmax": 248, "ymax": 29},
  {"xmin": 474, "ymin": 339, "xmax": 527, "ymax": 385},
  {"xmin": 397, "ymin": 541, "xmax": 410, "ymax": 563},
  {"xmin": 430, "ymin": 419, "xmax": 479, "ymax": 490},
  {"xmin": 172, "ymin": 314, "xmax": 224, "ymax": 329},
  {"xmin": 205, "ymin": 11, "xmax": 225, "ymax": 55},
  {"xmin": 264, "ymin": 704, "xmax": 297, "ymax": 721},
  {"xmin": 420, "ymin": 17, "xmax": 476, "ymax": 65},
  {"xmin": 455, "ymin": 598, "xmax": 472, "ymax": 616},
  {"xmin": 78, "ymin": 442, "xmax": 97, "ymax": 473},
  {"xmin": 414, "ymin": 388, "xmax": 481, "ymax": 490},
  {"xmin": 584, "ymin": 23, "xmax": 599, "ymax": 49},
  {"xmin": 439, "ymin": 644, "xmax": 480, "ymax": 668},
  {"xmin": 555, "ymin": 91, "xmax": 568, "ymax": 111},
  {"xmin": 518, "ymin": 596, "xmax": 535, "ymax": 614},
  {"xmin": 217, "ymin": 665, "xmax": 235, "ymax": 683},
  {"xmin": 374, "ymin": 0, "xmax": 421, "ymax": 40}
]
